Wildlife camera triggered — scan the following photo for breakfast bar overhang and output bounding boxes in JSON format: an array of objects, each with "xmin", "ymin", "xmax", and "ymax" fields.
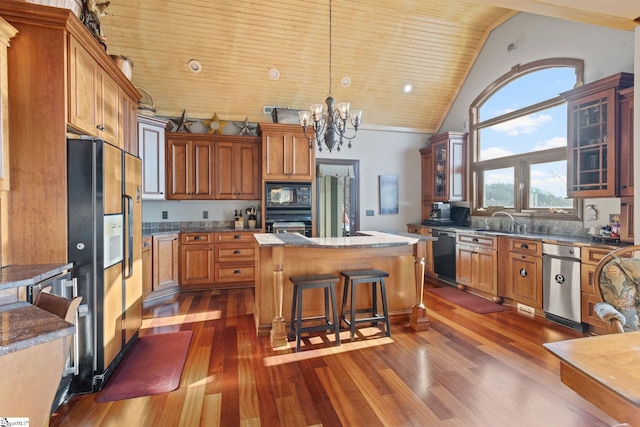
[{"xmin": 254, "ymin": 231, "xmax": 435, "ymax": 348}]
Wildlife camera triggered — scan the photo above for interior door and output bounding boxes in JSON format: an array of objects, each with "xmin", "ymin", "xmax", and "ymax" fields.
[
  {"xmin": 316, "ymin": 159, "xmax": 359, "ymax": 237},
  {"xmin": 123, "ymin": 153, "xmax": 143, "ymax": 345}
]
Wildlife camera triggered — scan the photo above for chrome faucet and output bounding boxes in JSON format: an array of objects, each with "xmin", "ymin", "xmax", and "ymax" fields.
[{"xmin": 492, "ymin": 211, "xmax": 520, "ymax": 233}]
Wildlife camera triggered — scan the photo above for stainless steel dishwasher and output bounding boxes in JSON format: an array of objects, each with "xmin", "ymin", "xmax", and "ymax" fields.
[{"xmin": 542, "ymin": 243, "xmax": 583, "ymax": 330}]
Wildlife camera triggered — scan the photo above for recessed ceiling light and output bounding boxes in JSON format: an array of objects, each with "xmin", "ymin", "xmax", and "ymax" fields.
[
  {"xmin": 404, "ymin": 84, "xmax": 413, "ymax": 93},
  {"xmin": 268, "ymin": 68, "xmax": 280, "ymax": 80},
  {"xmin": 188, "ymin": 59, "xmax": 202, "ymax": 73},
  {"xmin": 341, "ymin": 76, "xmax": 352, "ymax": 87}
]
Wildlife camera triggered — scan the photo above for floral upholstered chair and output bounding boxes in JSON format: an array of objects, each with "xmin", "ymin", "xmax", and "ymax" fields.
[{"xmin": 593, "ymin": 245, "xmax": 640, "ymax": 334}]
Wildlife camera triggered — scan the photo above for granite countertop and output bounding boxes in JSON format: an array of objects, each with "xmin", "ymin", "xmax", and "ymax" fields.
[
  {"xmin": 0, "ymin": 301, "xmax": 74, "ymax": 356},
  {"xmin": 407, "ymin": 223, "xmax": 625, "ymax": 250},
  {"xmin": 254, "ymin": 231, "xmax": 434, "ymax": 248},
  {"xmin": 0, "ymin": 263, "xmax": 73, "ymax": 291},
  {"xmin": 143, "ymin": 228, "xmax": 262, "ymax": 238}
]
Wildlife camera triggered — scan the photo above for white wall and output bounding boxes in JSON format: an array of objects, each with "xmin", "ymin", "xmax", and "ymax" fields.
[
  {"xmin": 316, "ymin": 129, "xmax": 427, "ymax": 232},
  {"xmin": 439, "ymin": 12, "xmax": 635, "ymax": 232}
]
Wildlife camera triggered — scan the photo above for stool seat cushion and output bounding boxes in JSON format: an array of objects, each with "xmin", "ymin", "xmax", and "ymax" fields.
[
  {"xmin": 290, "ymin": 274, "xmax": 339, "ymax": 285},
  {"xmin": 340, "ymin": 269, "xmax": 389, "ymax": 279}
]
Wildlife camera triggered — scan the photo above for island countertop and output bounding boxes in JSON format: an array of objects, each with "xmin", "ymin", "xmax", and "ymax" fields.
[
  {"xmin": 0, "ymin": 263, "xmax": 73, "ymax": 291},
  {"xmin": 254, "ymin": 230, "xmax": 434, "ymax": 248},
  {"xmin": 0, "ymin": 301, "xmax": 74, "ymax": 356}
]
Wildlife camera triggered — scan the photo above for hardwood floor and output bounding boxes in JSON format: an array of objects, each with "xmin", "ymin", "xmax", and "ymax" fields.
[{"xmin": 50, "ymin": 283, "xmax": 620, "ymax": 426}]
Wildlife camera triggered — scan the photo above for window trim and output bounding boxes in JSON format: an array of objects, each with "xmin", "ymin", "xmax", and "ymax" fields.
[{"xmin": 468, "ymin": 58, "xmax": 585, "ymax": 220}]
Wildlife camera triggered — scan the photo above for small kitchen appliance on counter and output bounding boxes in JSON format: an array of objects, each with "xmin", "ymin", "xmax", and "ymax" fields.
[{"xmin": 424, "ymin": 202, "xmax": 452, "ymax": 225}]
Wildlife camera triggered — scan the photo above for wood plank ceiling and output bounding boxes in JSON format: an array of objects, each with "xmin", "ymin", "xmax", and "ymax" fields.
[{"xmin": 100, "ymin": 0, "xmax": 639, "ymax": 133}]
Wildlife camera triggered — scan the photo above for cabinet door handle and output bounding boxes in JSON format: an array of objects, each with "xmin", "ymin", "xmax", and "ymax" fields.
[
  {"xmin": 194, "ymin": 236, "xmax": 202, "ymax": 240},
  {"xmin": 233, "ymin": 250, "xmax": 241, "ymax": 254},
  {"xmin": 520, "ymin": 243, "xmax": 528, "ymax": 249},
  {"xmin": 234, "ymin": 269, "xmax": 241, "ymax": 274},
  {"xmin": 472, "ymin": 237, "xmax": 479, "ymax": 242},
  {"xmin": 234, "ymin": 235, "xmax": 241, "ymax": 239}
]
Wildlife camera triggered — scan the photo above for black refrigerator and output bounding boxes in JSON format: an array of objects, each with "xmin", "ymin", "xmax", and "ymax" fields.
[{"xmin": 66, "ymin": 138, "xmax": 143, "ymax": 395}]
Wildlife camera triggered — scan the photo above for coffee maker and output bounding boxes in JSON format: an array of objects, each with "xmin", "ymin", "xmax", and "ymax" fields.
[{"xmin": 428, "ymin": 202, "xmax": 451, "ymax": 223}]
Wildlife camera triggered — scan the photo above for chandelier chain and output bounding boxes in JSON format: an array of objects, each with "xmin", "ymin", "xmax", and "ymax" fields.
[{"xmin": 328, "ymin": 0, "xmax": 332, "ymax": 97}]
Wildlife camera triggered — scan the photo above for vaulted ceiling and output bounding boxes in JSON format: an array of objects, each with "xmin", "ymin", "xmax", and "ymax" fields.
[{"xmin": 100, "ymin": 1, "xmax": 639, "ymax": 133}]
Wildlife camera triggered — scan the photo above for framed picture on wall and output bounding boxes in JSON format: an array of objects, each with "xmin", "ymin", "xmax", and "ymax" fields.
[{"xmin": 379, "ymin": 175, "xmax": 398, "ymax": 215}]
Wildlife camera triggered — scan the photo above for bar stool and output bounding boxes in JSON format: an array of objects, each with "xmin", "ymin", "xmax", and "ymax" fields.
[
  {"xmin": 340, "ymin": 269, "xmax": 391, "ymax": 341},
  {"xmin": 289, "ymin": 274, "xmax": 341, "ymax": 352}
]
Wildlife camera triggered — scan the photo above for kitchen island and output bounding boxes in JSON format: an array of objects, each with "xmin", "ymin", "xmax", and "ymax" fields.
[{"xmin": 254, "ymin": 231, "xmax": 435, "ymax": 348}]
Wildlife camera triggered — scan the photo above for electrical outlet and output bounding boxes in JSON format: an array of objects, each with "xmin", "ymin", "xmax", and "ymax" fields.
[
  {"xmin": 203, "ymin": 211, "xmax": 208, "ymax": 219},
  {"xmin": 366, "ymin": 210, "xmax": 374, "ymax": 216},
  {"xmin": 162, "ymin": 211, "xmax": 168, "ymax": 219}
]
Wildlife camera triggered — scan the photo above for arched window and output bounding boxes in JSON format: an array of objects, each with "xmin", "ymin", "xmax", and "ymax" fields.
[{"xmin": 469, "ymin": 58, "xmax": 584, "ymax": 217}]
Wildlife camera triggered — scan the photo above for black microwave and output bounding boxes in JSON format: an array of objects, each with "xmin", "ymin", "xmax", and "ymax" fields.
[{"xmin": 265, "ymin": 182, "xmax": 312, "ymax": 208}]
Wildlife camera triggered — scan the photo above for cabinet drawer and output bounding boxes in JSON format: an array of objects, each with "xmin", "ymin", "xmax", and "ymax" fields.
[
  {"xmin": 581, "ymin": 246, "xmax": 612, "ymax": 265},
  {"xmin": 506, "ymin": 238, "xmax": 542, "ymax": 256},
  {"xmin": 180, "ymin": 232, "xmax": 214, "ymax": 244},
  {"xmin": 215, "ymin": 263, "xmax": 255, "ymax": 282},
  {"xmin": 457, "ymin": 232, "xmax": 496, "ymax": 249},
  {"xmin": 215, "ymin": 243, "xmax": 256, "ymax": 262},
  {"xmin": 407, "ymin": 225, "xmax": 423, "ymax": 235},
  {"xmin": 215, "ymin": 232, "xmax": 256, "ymax": 243}
]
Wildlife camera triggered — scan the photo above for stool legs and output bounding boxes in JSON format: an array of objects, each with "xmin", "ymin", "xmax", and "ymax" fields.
[
  {"xmin": 289, "ymin": 275, "xmax": 341, "ymax": 352},
  {"xmin": 340, "ymin": 271, "xmax": 391, "ymax": 341}
]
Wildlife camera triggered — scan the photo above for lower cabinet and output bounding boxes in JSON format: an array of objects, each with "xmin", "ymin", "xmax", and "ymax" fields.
[
  {"xmin": 152, "ymin": 233, "xmax": 179, "ymax": 291},
  {"xmin": 179, "ymin": 232, "xmax": 215, "ymax": 288},
  {"xmin": 503, "ymin": 237, "xmax": 543, "ymax": 309},
  {"xmin": 407, "ymin": 225, "xmax": 434, "ymax": 277},
  {"xmin": 142, "ymin": 236, "xmax": 152, "ymax": 298},
  {"xmin": 178, "ymin": 231, "xmax": 256, "ymax": 289},
  {"xmin": 456, "ymin": 232, "xmax": 498, "ymax": 300},
  {"xmin": 581, "ymin": 246, "xmax": 614, "ymax": 335},
  {"xmin": 214, "ymin": 232, "xmax": 256, "ymax": 286}
]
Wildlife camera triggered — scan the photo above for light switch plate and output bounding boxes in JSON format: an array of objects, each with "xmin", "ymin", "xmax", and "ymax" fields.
[{"xmin": 366, "ymin": 210, "xmax": 374, "ymax": 216}]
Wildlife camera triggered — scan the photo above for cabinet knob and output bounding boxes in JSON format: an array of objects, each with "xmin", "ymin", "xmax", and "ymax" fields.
[
  {"xmin": 234, "ymin": 235, "xmax": 241, "ymax": 239},
  {"xmin": 194, "ymin": 236, "xmax": 202, "ymax": 240},
  {"xmin": 233, "ymin": 250, "xmax": 241, "ymax": 254},
  {"xmin": 96, "ymin": 124, "xmax": 105, "ymax": 131},
  {"xmin": 472, "ymin": 237, "xmax": 479, "ymax": 242},
  {"xmin": 234, "ymin": 269, "xmax": 241, "ymax": 274},
  {"xmin": 520, "ymin": 243, "xmax": 528, "ymax": 249}
]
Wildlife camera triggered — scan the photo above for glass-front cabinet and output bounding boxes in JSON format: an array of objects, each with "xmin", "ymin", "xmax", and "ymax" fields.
[
  {"xmin": 430, "ymin": 131, "xmax": 467, "ymax": 202},
  {"xmin": 562, "ymin": 73, "xmax": 633, "ymax": 198}
]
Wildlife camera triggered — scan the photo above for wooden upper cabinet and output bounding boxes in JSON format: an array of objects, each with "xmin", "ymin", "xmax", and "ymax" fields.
[
  {"xmin": 420, "ymin": 147, "xmax": 433, "ymax": 221},
  {"xmin": 121, "ymin": 92, "xmax": 139, "ymax": 155},
  {"xmin": 259, "ymin": 123, "xmax": 314, "ymax": 180},
  {"xmin": 430, "ymin": 131, "xmax": 466, "ymax": 202},
  {"xmin": 69, "ymin": 36, "xmax": 128, "ymax": 147},
  {"xmin": 213, "ymin": 136, "xmax": 260, "ymax": 200},
  {"xmin": 561, "ymin": 73, "xmax": 633, "ymax": 198},
  {"xmin": 166, "ymin": 133, "xmax": 214, "ymax": 199},
  {"xmin": 1, "ymin": 1, "xmax": 139, "ymax": 264},
  {"xmin": 618, "ymin": 86, "xmax": 634, "ymax": 198}
]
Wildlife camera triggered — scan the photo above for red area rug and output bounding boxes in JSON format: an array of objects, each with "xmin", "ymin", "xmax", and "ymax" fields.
[
  {"xmin": 426, "ymin": 287, "xmax": 511, "ymax": 314},
  {"xmin": 96, "ymin": 331, "xmax": 192, "ymax": 402}
]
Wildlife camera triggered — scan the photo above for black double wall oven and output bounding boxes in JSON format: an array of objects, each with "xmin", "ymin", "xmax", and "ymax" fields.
[{"xmin": 264, "ymin": 182, "xmax": 313, "ymax": 237}]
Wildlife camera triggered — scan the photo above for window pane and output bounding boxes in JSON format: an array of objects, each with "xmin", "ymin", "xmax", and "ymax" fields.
[
  {"xmin": 480, "ymin": 67, "xmax": 576, "ymax": 121},
  {"xmin": 529, "ymin": 161, "xmax": 573, "ymax": 209},
  {"xmin": 483, "ymin": 168, "xmax": 514, "ymax": 208},
  {"xmin": 479, "ymin": 104, "xmax": 567, "ymax": 161}
]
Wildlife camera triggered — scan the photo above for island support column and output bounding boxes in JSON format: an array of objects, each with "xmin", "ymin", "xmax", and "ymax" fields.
[
  {"xmin": 410, "ymin": 239, "xmax": 429, "ymax": 330},
  {"xmin": 270, "ymin": 246, "xmax": 289, "ymax": 348}
]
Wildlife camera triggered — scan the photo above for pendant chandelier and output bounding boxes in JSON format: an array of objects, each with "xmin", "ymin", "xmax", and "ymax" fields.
[{"xmin": 299, "ymin": 0, "xmax": 362, "ymax": 152}]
